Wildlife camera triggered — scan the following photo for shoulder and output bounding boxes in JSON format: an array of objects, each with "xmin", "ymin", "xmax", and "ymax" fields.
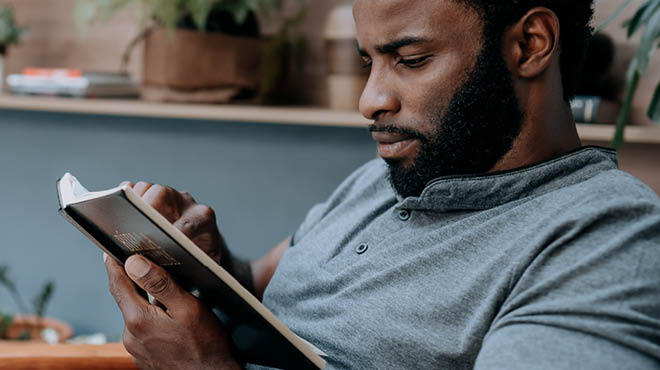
[
  {"xmin": 490, "ymin": 170, "xmax": 660, "ymax": 365},
  {"xmin": 576, "ymin": 168, "xmax": 658, "ymax": 202},
  {"xmin": 552, "ymin": 168, "xmax": 660, "ymax": 222},
  {"xmin": 529, "ymin": 164, "xmax": 660, "ymax": 221}
]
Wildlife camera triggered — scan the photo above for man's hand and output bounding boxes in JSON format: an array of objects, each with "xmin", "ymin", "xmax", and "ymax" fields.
[
  {"xmin": 105, "ymin": 253, "xmax": 242, "ymax": 370},
  {"xmin": 123, "ymin": 181, "xmax": 226, "ymax": 264}
]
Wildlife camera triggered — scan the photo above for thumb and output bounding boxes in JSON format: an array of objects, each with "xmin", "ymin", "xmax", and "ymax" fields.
[{"xmin": 124, "ymin": 255, "xmax": 188, "ymax": 312}]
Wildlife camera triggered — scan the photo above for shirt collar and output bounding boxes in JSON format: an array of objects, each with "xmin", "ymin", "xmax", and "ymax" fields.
[{"xmin": 397, "ymin": 146, "xmax": 618, "ymax": 212}]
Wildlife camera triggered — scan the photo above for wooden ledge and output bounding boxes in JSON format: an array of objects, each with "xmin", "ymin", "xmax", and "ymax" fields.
[
  {"xmin": 0, "ymin": 95, "xmax": 659, "ymax": 144},
  {"xmin": 0, "ymin": 342, "xmax": 137, "ymax": 370},
  {"xmin": 0, "ymin": 95, "xmax": 370, "ymax": 128}
]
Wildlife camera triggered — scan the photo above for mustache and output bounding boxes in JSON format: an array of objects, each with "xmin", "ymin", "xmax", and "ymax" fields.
[{"xmin": 368, "ymin": 124, "xmax": 426, "ymax": 141}]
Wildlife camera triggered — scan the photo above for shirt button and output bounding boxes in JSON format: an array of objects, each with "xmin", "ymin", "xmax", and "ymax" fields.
[
  {"xmin": 398, "ymin": 209, "xmax": 411, "ymax": 221},
  {"xmin": 355, "ymin": 243, "xmax": 369, "ymax": 255}
]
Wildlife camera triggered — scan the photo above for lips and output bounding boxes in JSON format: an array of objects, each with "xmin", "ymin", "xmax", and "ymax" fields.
[{"xmin": 371, "ymin": 131, "xmax": 420, "ymax": 160}]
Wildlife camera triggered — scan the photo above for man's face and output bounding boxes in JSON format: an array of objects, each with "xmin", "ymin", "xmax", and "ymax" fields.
[{"xmin": 354, "ymin": 0, "xmax": 524, "ymax": 198}]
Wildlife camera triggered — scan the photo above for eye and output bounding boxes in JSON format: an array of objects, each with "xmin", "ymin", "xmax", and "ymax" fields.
[
  {"xmin": 361, "ymin": 57, "xmax": 373, "ymax": 69},
  {"xmin": 399, "ymin": 55, "xmax": 430, "ymax": 68}
]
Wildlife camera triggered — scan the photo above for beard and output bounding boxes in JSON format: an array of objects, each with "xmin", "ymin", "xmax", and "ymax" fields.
[{"xmin": 372, "ymin": 36, "xmax": 525, "ymax": 199}]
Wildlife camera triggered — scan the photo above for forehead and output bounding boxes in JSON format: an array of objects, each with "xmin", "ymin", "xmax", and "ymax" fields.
[{"xmin": 353, "ymin": 0, "xmax": 483, "ymax": 50}]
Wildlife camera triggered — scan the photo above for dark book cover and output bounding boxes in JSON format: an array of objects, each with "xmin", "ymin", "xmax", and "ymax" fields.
[{"xmin": 57, "ymin": 173, "xmax": 325, "ymax": 370}]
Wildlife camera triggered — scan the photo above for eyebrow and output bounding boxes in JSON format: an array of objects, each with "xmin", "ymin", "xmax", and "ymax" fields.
[{"xmin": 357, "ymin": 37, "xmax": 432, "ymax": 57}]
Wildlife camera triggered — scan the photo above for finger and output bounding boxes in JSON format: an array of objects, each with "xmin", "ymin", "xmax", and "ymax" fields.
[
  {"xmin": 133, "ymin": 181, "xmax": 153, "ymax": 197},
  {"xmin": 143, "ymin": 185, "xmax": 181, "ymax": 223},
  {"xmin": 119, "ymin": 181, "xmax": 135, "ymax": 188},
  {"xmin": 122, "ymin": 328, "xmax": 152, "ymax": 370},
  {"xmin": 124, "ymin": 255, "xmax": 192, "ymax": 317},
  {"xmin": 104, "ymin": 255, "xmax": 151, "ymax": 328},
  {"xmin": 179, "ymin": 190, "xmax": 197, "ymax": 205},
  {"xmin": 122, "ymin": 327, "xmax": 142, "ymax": 358},
  {"xmin": 173, "ymin": 204, "xmax": 216, "ymax": 239},
  {"xmin": 104, "ymin": 253, "xmax": 149, "ymax": 301}
]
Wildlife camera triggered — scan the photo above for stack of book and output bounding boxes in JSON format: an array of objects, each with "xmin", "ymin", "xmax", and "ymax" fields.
[{"xmin": 6, "ymin": 68, "xmax": 139, "ymax": 98}]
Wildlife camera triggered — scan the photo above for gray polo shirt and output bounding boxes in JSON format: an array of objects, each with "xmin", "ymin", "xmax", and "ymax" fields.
[{"xmin": 258, "ymin": 146, "xmax": 660, "ymax": 370}]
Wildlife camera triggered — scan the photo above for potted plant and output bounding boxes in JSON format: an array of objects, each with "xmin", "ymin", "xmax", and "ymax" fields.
[
  {"xmin": 75, "ymin": 0, "xmax": 306, "ymax": 103},
  {"xmin": 0, "ymin": 264, "xmax": 72, "ymax": 343},
  {"xmin": 0, "ymin": 5, "xmax": 27, "ymax": 92},
  {"xmin": 598, "ymin": 0, "xmax": 660, "ymax": 148}
]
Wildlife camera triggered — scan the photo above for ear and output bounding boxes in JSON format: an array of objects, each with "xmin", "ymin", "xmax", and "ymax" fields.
[{"xmin": 502, "ymin": 7, "xmax": 560, "ymax": 79}]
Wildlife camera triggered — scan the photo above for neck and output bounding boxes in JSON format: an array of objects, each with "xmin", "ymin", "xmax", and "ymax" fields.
[
  {"xmin": 491, "ymin": 55, "xmax": 582, "ymax": 173},
  {"xmin": 491, "ymin": 98, "xmax": 581, "ymax": 173}
]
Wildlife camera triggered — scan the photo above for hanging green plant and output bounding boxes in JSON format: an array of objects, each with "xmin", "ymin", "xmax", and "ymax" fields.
[{"xmin": 598, "ymin": 0, "xmax": 660, "ymax": 148}]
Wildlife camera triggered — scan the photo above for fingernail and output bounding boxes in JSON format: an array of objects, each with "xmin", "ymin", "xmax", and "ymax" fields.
[
  {"xmin": 126, "ymin": 255, "xmax": 150, "ymax": 278},
  {"xmin": 103, "ymin": 253, "xmax": 108, "ymax": 263}
]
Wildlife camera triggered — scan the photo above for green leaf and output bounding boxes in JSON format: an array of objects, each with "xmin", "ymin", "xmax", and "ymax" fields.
[
  {"xmin": 624, "ymin": 1, "xmax": 650, "ymax": 36},
  {"xmin": 613, "ymin": 65, "xmax": 641, "ymax": 149},
  {"xmin": 648, "ymin": 81, "xmax": 660, "ymax": 122},
  {"xmin": 32, "ymin": 281, "xmax": 55, "ymax": 318},
  {"xmin": 74, "ymin": 0, "xmax": 137, "ymax": 36},
  {"xmin": 152, "ymin": 0, "xmax": 184, "ymax": 29},
  {"xmin": 74, "ymin": 0, "xmax": 97, "ymax": 36},
  {"xmin": 632, "ymin": 4, "xmax": 660, "ymax": 74},
  {"xmin": 626, "ymin": 0, "xmax": 660, "ymax": 38},
  {"xmin": 0, "ymin": 265, "xmax": 17, "ymax": 293},
  {"xmin": 218, "ymin": 0, "xmax": 260, "ymax": 24},
  {"xmin": 186, "ymin": 0, "xmax": 217, "ymax": 30},
  {"xmin": 595, "ymin": 0, "xmax": 633, "ymax": 33},
  {"xmin": 0, "ymin": 5, "xmax": 26, "ymax": 46},
  {"xmin": 0, "ymin": 313, "xmax": 13, "ymax": 340},
  {"xmin": 98, "ymin": 0, "xmax": 136, "ymax": 22},
  {"xmin": 0, "ymin": 265, "xmax": 30, "ymax": 314}
]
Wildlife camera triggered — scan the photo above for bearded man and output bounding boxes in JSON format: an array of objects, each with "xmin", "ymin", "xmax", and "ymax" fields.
[{"xmin": 103, "ymin": 0, "xmax": 660, "ymax": 369}]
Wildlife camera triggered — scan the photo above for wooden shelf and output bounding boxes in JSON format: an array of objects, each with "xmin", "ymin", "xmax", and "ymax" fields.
[
  {"xmin": 0, "ymin": 343, "xmax": 137, "ymax": 370},
  {"xmin": 0, "ymin": 95, "xmax": 370, "ymax": 128},
  {"xmin": 1, "ymin": 95, "xmax": 659, "ymax": 144},
  {"xmin": 576, "ymin": 124, "xmax": 660, "ymax": 145}
]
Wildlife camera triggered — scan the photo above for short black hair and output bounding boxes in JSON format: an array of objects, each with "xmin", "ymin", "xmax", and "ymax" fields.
[{"xmin": 456, "ymin": 0, "xmax": 594, "ymax": 102}]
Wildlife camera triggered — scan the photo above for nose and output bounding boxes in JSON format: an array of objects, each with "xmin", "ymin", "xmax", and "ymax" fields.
[{"xmin": 359, "ymin": 70, "xmax": 401, "ymax": 121}]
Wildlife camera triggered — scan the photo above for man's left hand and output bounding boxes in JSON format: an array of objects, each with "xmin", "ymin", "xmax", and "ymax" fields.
[{"xmin": 105, "ymin": 254, "xmax": 242, "ymax": 370}]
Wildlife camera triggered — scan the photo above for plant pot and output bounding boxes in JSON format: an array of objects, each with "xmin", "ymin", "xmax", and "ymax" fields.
[
  {"xmin": 141, "ymin": 27, "xmax": 262, "ymax": 103},
  {"xmin": 3, "ymin": 315, "xmax": 73, "ymax": 343}
]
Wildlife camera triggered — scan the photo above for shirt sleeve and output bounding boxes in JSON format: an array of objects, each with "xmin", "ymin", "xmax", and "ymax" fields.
[{"xmin": 474, "ymin": 196, "xmax": 660, "ymax": 370}]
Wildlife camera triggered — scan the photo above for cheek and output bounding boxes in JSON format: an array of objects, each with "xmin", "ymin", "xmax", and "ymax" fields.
[{"xmin": 401, "ymin": 54, "xmax": 471, "ymax": 129}]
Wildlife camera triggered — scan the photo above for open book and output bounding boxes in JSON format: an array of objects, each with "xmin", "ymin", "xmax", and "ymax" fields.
[{"xmin": 57, "ymin": 173, "xmax": 326, "ymax": 370}]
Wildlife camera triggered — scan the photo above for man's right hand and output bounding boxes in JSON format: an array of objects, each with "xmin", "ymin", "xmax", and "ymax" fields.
[
  {"xmin": 121, "ymin": 180, "xmax": 289, "ymax": 300},
  {"xmin": 122, "ymin": 181, "xmax": 227, "ymax": 265}
]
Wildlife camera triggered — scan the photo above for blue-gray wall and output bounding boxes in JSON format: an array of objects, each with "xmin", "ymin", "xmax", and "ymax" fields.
[{"xmin": 0, "ymin": 109, "xmax": 376, "ymax": 340}]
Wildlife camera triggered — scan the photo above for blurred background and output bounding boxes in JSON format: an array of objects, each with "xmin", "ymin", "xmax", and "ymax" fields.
[{"xmin": 0, "ymin": 0, "xmax": 658, "ymax": 343}]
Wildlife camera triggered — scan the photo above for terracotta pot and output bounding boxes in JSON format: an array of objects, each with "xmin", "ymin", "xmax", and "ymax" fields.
[
  {"xmin": 3, "ymin": 315, "xmax": 73, "ymax": 343},
  {"xmin": 141, "ymin": 27, "xmax": 262, "ymax": 103}
]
